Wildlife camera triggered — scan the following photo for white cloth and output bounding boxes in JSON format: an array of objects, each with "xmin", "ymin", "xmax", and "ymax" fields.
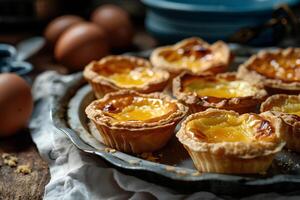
[{"xmin": 29, "ymin": 71, "xmax": 300, "ymax": 200}]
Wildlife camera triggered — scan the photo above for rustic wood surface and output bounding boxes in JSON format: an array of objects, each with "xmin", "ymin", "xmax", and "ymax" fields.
[
  {"xmin": 0, "ymin": 30, "xmax": 156, "ymax": 200},
  {"xmin": 0, "ymin": 33, "xmax": 51, "ymax": 200},
  {"xmin": 0, "ymin": 130, "xmax": 50, "ymax": 200}
]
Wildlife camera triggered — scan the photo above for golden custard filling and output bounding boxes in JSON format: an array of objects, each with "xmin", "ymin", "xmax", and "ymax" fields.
[
  {"xmin": 102, "ymin": 96, "xmax": 175, "ymax": 122},
  {"xmin": 186, "ymin": 113, "xmax": 274, "ymax": 143},
  {"xmin": 249, "ymin": 52, "xmax": 300, "ymax": 82},
  {"xmin": 167, "ymin": 58, "xmax": 212, "ymax": 72},
  {"xmin": 183, "ymin": 79, "xmax": 258, "ymax": 98},
  {"xmin": 107, "ymin": 67, "xmax": 160, "ymax": 87},
  {"xmin": 270, "ymin": 98, "xmax": 300, "ymax": 116}
]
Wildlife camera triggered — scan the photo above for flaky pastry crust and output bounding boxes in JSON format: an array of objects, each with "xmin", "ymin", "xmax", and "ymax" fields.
[
  {"xmin": 261, "ymin": 94, "xmax": 300, "ymax": 152},
  {"xmin": 86, "ymin": 90, "xmax": 188, "ymax": 153},
  {"xmin": 176, "ymin": 108, "xmax": 285, "ymax": 173},
  {"xmin": 150, "ymin": 37, "xmax": 230, "ymax": 76},
  {"xmin": 84, "ymin": 55, "xmax": 170, "ymax": 98},
  {"xmin": 238, "ymin": 48, "xmax": 300, "ymax": 94},
  {"xmin": 173, "ymin": 72, "xmax": 267, "ymax": 114}
]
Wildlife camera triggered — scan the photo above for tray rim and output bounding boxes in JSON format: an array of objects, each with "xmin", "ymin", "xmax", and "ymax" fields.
[{"xmin": 51, "ymin": 72, "xmax": 300, "ymax": 187}]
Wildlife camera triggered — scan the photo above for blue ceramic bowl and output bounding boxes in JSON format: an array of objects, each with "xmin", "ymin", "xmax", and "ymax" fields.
[
  {"xmin": 142, "ymin": 0, "xmax": 300, "ymax": 44},
  {"xmin": 0, "ymin": 44, "xmax": 32, "ymax": 76}
]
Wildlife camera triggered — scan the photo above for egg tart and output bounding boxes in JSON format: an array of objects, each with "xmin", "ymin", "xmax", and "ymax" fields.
[
  {"xmin": 150, "ymin": 37, "xmax": 230, "ymax": 76},
  {"xmin": 84, "ymin": 56, "xmax": 170, "ymax": 98},
  {"xmin": 85, "ymin": 90, "xmax": 188, "ymax": 154},
  {"xmin": 173, "ymin": 72, "xmax": 267, "ymax": 114},
  {"xmin": 261, "ymin": 94, "xmax": 300, "ymax": 152},
  {"xmin": 176, "ymin": 108, "xmax": 285, "ymax": 174},
  {"xmin": 238, "ymin": 48, "xmax": 300, "ymax": 94}
]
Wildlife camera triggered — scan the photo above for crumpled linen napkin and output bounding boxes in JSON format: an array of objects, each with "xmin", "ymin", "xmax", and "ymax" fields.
[{"xmin": 29, "ymin": 71, "xmax": 300, "ymax": 200}]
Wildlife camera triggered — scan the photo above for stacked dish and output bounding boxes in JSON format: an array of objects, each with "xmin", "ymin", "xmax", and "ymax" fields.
[{"xmin": 142, "ymin": 0, "xmax": 300, "ymax": 44}]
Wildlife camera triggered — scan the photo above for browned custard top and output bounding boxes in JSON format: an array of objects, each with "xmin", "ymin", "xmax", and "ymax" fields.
[
  {"xmin": 96, "ymin": 94, "xmax": 178, "ymax": 122},
  {"xmin": 249, "ymin": 50, "xmax": 300, "ymax": 82},
  {"xmin": 158, "ymin": 39, "xmax": 212, "ymax": 63}
]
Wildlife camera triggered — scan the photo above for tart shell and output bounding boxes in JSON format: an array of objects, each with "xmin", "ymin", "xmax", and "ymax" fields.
[
  {"xmin": 85, "ymin": 90, "xmax": 188, "ymax": 154},
  {"xmin": 150, "ymin": 37, "xmax": 231, "ymax": 76},
  {"xmin": 173, "ymin": 72, "xmax": 267, "ymax": 114},
  {"xmin": 237, "ymin": 48, "xmax": 300, "ymax": 94},
  {"xmin": 176, "ymin": 109, "xmax": 285, "ymax": 174},
  {"xmin": 261, "ymin": 94, "xmax": 300, "ymax": 152},
  {"xmin": 84, "ymin": 56, "xmax": 170, "ymax": 98},
  {"xmin": 184, "ymin": 148, "xmax": 275, "ymax": 174}
]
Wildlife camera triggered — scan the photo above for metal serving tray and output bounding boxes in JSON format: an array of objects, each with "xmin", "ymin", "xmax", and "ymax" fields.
[{"xmin": 51, "ymin": 49, "xmax": 300, "ymax": 195}]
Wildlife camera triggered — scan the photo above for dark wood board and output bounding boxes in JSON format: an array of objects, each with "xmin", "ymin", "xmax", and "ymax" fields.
[{"xmin": 0, "ymin": 131, "xmax": 50, "ymax": 200}]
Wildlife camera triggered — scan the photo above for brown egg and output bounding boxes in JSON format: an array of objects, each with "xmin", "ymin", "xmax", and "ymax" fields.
[
  {"xmin": 0, "ymin": 73, "xmax": 33, "ymax": 137},
  {"xmin": 54, "ymin": 22, "xmax": 110, "ymax": 71},
  {"xmin": 91, "ymin": 4, "xmax": 134, "ymax": 49},
  {"xmin": 44, "ymin": 15, "xmax": 84, "ymax": 46}
]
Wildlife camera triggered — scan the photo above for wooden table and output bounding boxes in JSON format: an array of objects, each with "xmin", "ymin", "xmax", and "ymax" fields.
[
  {"xmin": 0, "ymin": 33, "xmax": 52, "ymax": 200},
  {"xmin": 0, "ymin": 31, "xmax": 156, "ymax": 200},
  {"xmin": 0, "ymin": 131, "xmax": 50, "ymax": 200}
]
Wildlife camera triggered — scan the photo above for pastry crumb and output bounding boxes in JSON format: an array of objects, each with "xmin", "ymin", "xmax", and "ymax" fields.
[
  {"xmin": 2, "ymin": 153, "xmax": 10, "ymax": 159},
  {"xmin": 2, "ymin": 153, "xmax": 18, "ymax": 167},
  {"xmin": 176, "ymin": 170, "xmax": 187, "ymax": 175},
  {"xmin": 139, "ymin": 152, "xmax": 159, "ymax": 162},
  {"xmin": 104, "ymin": 148, "xmax": 116, "ymax": 153},
  {"xmin": 4, "ymin": 159, "xmax": 17, "ymax": 167},
  {"xmin": 192, "ymin": 171, "xmax": 201, "ymax": 176},
  {"xmin": 128, "ymin": 160, "xmax": 139, "ymax": 165},
  {"xmin": 165, "ymin": 166, "xmax": 176, "ymax": 172},
  {"xmin": 15, "ymin": 165, "xmax": 32, "ymax": 174}
]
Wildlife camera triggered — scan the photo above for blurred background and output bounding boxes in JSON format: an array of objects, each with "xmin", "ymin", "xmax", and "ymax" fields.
[
  {"xmin": 1, "ymin": 0, "xmax": 300, "ymax": 46},
  {"xmin": 1, "ymin": 0, "xmax": 300, "ymax": 77},
  {"xmin": 0, "ymin": 0, "xmax": 145, "ymax": 45}
]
